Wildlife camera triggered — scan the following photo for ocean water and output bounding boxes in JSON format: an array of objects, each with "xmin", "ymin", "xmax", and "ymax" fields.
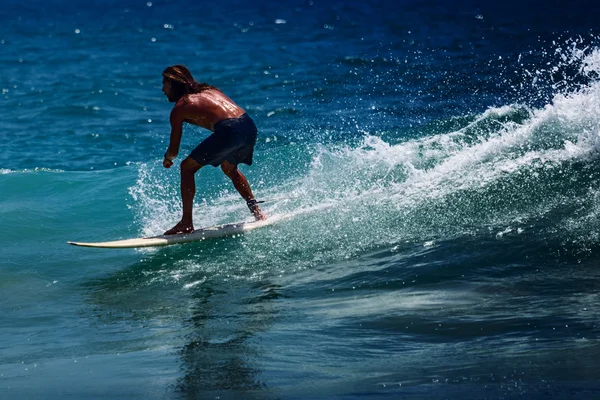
[{"xmin": 2, "ymin": 0, "xmax": 600, "ymax": 398}]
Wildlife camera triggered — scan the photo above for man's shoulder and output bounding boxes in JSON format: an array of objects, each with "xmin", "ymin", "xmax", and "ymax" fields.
[
  {"xmin": 170, "ymin": 97, "xmax": 194, "ymax": 121},
  {"xmin": 173, "ymin": 94, "xmax": 205, "ymax": 110}
]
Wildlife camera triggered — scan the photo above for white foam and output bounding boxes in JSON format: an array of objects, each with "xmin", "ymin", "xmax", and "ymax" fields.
[
  {"xmin": 128, "ymin": 163, "xmax": 178, "ymax": 237},
  {"xmin": 582, "ymin": 49, "xmax": 600, "ymax": 75},
  {"xmin": 183, "ymin": 278, "xmax": 206, "ymax": 290},
  {"xmin": 0, "ymin": 168, "xmax": 65, "ymax": 174},
  {"xmin": 278, "ymin": 45, "xmax": 600, "ymax": 245}
]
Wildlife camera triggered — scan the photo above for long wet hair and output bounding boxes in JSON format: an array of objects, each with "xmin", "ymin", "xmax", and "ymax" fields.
[{"xmin": 162, "ymin": 65, "xmax": 219, "ymax": 100}]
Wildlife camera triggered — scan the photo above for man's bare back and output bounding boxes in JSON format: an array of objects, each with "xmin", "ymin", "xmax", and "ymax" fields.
[{"xmin": 169, "ymin": 88, "xmax": 246, "ymax": 132}]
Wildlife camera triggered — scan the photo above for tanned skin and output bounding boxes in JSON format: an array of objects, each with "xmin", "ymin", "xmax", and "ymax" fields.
[{"xmin": 162, "ymin": 77, "xmax": 266, "ymax": 235}]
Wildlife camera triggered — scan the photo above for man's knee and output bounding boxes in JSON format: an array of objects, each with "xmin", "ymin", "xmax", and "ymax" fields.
[{"xmin": 180, "ymin": 157, "xmax": 202, "ymax": 175}]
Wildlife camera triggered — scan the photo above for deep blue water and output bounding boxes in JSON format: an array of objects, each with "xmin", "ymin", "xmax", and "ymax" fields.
[{"xmin": 2, "ymin": 1, "xmax": 600, "ymax": 399}]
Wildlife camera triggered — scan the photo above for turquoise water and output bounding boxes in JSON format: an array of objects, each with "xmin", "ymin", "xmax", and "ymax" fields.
[{"xmin": 2, "ymin": 1, "xmax": 600, "ymax": 399}]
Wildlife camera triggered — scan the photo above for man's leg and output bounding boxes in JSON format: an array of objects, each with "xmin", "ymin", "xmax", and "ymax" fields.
[
  {"xmin": 164, "ymin": 157, "xmax": 203, "ymax": 235},
  {"xmin": 221, "ymin": 160, "xmax": 266, "ymax": 220}
]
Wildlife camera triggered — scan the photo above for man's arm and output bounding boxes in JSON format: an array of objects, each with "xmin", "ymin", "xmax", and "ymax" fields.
[{"xmin": 163, "ymin": 106, "xmax": 185, "ymax": 168}]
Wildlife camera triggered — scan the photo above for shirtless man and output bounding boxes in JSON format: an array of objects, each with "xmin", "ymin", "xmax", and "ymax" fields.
[{"xmin": 161, "ymin": 65, "xmax": 266, "ymax": 235}]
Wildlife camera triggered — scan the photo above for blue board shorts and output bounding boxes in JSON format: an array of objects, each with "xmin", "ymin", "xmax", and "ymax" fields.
[{"xmin": 189, "ymin": 113, "xmax": 258, "ymax": 167}]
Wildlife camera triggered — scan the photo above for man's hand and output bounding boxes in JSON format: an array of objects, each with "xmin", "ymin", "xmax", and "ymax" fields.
[
  {"xmin": 163, "ymin": 157, "xmax": 174, "ymax": 168},
  {"xmin": 163, "ymin": 151, "xmax": 176, "ymax": 168}
]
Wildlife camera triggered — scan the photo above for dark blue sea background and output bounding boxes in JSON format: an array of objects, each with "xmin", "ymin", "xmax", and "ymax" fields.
[{"xmin": 2, "ymin": 0, "xmax": 600, "ymax": 398}]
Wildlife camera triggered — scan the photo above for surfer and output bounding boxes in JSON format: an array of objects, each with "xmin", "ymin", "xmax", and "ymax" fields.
[{"xmin": 160, "ymin": 65, "xmax": 266, "ymax": 235}]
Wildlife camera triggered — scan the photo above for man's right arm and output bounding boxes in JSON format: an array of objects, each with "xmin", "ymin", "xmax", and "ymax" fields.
[{"xmin": 163, "ymin": 106, "xmax": 185, "ymax": 167}]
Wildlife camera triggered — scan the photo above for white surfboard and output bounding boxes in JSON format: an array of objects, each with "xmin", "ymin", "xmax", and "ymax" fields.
[{"xmin": 68, "ymin": 218, "xmax": 275, "ymax": 249}]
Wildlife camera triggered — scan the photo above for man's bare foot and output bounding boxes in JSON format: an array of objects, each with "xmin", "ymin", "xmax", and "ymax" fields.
[
  {"xmin": 164, "ymin": 220, "xmax": 194, "ymax": 235},
  {"xmin": 252, "ymin": 207, "xmax": 267, "ymax": 221},
  {"xmin": 247, "ymin": 199, "xmax": 267, "ymax": 221}
]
